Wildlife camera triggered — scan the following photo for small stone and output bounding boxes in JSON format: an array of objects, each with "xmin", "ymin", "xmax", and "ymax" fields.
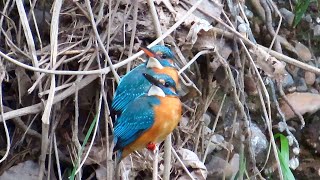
[
  {"xmin": 305, "ymin": 71, "xmax": 316, "ymax": 85},
  {"xmin": 314, "ymin": 25, "xmax": 320, "ymax": 36},
  {"xmin": 289, "ymin": 157, "xmax": 299, "ymax": 170},
  {"xmin": 310, "ymin": 88, "xmax": 319, "ymax": 94},
  {"xmin": 206, "ymin": 156, "xmax": 233, "ymax": 179},
  {"xmin": 287, "ymin": 135, "xmax": 294, "ymax": 146},
  {"xmin": 295, "ymin": 42, "xmax": 312, "ymax": 62},
  {"xmin": 278, "ymin": 122, "xmax": 286, "ymax": 132},
  {"xmin": 203, "ymin": 113, "xmax": 212, "ymax": 126},
  {"xmin": 244, "ymin": 6, "xmax": 253, "ymax": 19},
  {"xmin": 295, "ymin": 77, "xmax": 308, "ymax": 92},
  {"xmin": 282, "ymin": 71, "xmax": 295, "ymax": 89},
  {"xmin": 250, "ymin": 123, "xmax": 268, "ymax": 158},
  {"xmin": 238, "ymin": 23, "xmax": 247, "ymax": 33},
  {"xmin": 293, "ymin": 147, "xmax": 300, "ymax": 155},
  {"xmin": 211, "ymin": 134, "xmax": 225, "ymax": 144},
  {"xmin": 305, "ymin": 14, "xmax": 313, "ymax": 23}
]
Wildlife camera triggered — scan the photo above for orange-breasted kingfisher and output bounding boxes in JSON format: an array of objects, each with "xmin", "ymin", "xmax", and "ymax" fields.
[
  {"xmin": 113, "ymin": 73, "xmax": 182, "ymax": 160},
  {"xmin": 111, "ymin": 45, "xmax": 179, "ymax": 114}
]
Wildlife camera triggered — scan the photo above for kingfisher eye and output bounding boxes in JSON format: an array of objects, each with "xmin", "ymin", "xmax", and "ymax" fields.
[
  {"xmin": 161, "ymin": 54, "xmax": 167, "ymax": 59},
  {"xmin": 164, "ymin": 82, "xmax": 170, "ymax": 87}
]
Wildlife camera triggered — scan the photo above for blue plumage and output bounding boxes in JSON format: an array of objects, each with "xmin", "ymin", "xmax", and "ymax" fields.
[
  {"xmin": 113, "ymin": 73, "xmax": 180, "ymax": 162},
  {"xmin": 150, "ymin": 45, "xmax": 175, "ymax": 59},
  {"xmin": 111, "ymin": 45, "xmax": 176, "ymax": 113}
]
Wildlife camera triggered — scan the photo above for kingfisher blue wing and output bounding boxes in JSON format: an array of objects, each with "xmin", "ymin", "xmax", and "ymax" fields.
[
  {"xmin": 111, "ymin": 64, "xmax": 151, "ymax": 113},
  {"xmin": 113, "ymin": 96, "xmax": 160, "ymax": 151},
  {"xmin": 112, "ymin": 45, "xmax": 177, "ymax": 114}
]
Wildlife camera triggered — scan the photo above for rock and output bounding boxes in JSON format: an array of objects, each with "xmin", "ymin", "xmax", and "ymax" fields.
[
  {"xmin": 295, "ymin": 42, "xmax": 312, "ymax": 62},
  {"xmin": 229, "ymin": 154, "xmax": 240, "ymax": 179},
  {"xmin": 314, "ymin": 25, "xmax": 320, "ymax": 36},
  {"xmin": 305, "ymin": 71, "xmax": 316, "ymax": 85},
  {"xmin": 282, "ymin": 71, "xmax": 295, "ymax": 89},
  {"xmin": 305, "ymin": 14, "xmax": 313, "ymax": 23},
  {"xmin": 250, "ymin": 123, "xmax": 268, "ymax": 160},
  {"xmin": 309, "ymin": 88, "xmax": 319, "ymax": 94},
  {"xmin": 202, "ymin": 113, "xmax": 212, "ymax": 126},
  {"xmin": 295, "ymin": 77, "xmax": 308, "ymax": 92},
  {"xmin": 206, "ymin": 156, "xmax": 233, "ymax": 179}
]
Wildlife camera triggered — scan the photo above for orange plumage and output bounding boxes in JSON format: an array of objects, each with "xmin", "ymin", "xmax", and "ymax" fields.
[{"xmin": 121, "ymin": 96, "xmax": 182, "ymax": 158}]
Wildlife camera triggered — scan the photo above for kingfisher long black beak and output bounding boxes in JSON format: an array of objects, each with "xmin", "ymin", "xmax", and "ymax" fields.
[
  {"xmin": 140, "ymin": 46, "xmax": 160, "ymax": 59},
  {"xmin": 143, "ymin": 73, "xmax": 162, "ymax": 87}
]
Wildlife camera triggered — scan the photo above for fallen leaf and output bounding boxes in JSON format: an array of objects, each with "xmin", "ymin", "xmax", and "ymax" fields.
[
  {"xmin": 84, "ymin": 146, "xmax": 107, "ymax": 165},
  {"xmin": 0, "ymin": 160, "xmax": 39, "ymax": 180},
  {"xmin": 176, "ymin": 148, "xmax": 207, "ymax": 179},
  {"xmin": 244, "ymin": 74, "xmax": 258, "ymax": 95},
  {"xmin": 15, "ymin": 67, "xmax": 32, "ymax": 105},
  {"xmin": 280, "ymin": 92, "xmax": 320, "ymax": 119},
  {"xmin": 175, "ymin": 0, "xmax": 222, "ymax": 26},
  {"xmin": 186, "ymin": 19, "xmax": 213, "ymax": 45},
  {"xmin": 250, "ymin": 47, "xmax": 286, "ymax": 82},
  {"xmin": 154, "ymin": 0, "xmax": 176, "ymax": 14}
]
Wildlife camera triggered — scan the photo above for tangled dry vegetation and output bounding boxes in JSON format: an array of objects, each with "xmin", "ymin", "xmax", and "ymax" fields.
[{"xmin": 1, "ymin": 0, "xmax": 320, "ymax": 179}]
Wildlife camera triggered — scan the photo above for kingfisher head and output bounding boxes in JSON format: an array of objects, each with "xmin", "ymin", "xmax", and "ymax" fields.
[
  {"xmin": 143, "ymin": 73, "xmax": 178, "ymax": 97},
  {"xmin": 140, "ymin": 45, "xmax": 176, "ymax": 69},
  {"xmin": 150, "ymin": 45, "xmax": 175, "ymax": 60}
]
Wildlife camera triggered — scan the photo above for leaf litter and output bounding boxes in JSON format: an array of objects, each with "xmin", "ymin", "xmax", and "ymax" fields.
[{"xmin": 0, "ymin": 0, "xmax": 320, "ymax": 179}]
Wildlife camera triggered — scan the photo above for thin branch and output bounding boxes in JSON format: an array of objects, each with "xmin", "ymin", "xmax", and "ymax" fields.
[
  {"xmin": 85, "ymin": 0, "xmax": 120, "ymax": 83},
  {"xmin": 0, "ymin": 64, "xmax": 10, "ymax": 163},
  {"xmin": 126, "ymin": 0, "xmax": 139, "ymax": 73},
  {"xmin": 0, "ymin": 0, "xmax": 207, "ymax": 76},
  {"xmin": 15, "ymin": 0, "xmax": 41, "ymax": 79}
]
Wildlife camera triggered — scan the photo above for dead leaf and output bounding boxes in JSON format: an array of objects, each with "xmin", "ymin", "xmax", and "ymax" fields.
[
  {"xmin": 175, "ymin": 0, "xmax": 223, "ymax": 27},
  {"xmin": 189, "ymin": 0, "xmax": 223, "ymax": 24},
  {"xmin": 280, "ymin": 92, "xmax": 320, "ymax": 119},
  {"xmin": 158, "ymin": 5, "xmax": 172, "ymax": 28},
  {"xmin": 15, "ymin": 67, "xmax": 32, "ymax": 105},
  {"xmin": 0, "ymin": 160, "xmax": 39, "ymax": 180},
  {"xmin": 250, "ymin": 48, "xmax": 286, "ymax": 81},
  {"xmin": 186, "ymin": 19, "xmax": 213, "ymax": 45},
  {"xmin": 154, "ymin": 0, "xmax": 176, "ymax": 14},
  {"xmin": 176, "ymin": 148, "xmax": 207, "ymax": 179},
  {"xmin": 84, "ymin": 146, "xmax": 107, "ymax": 165},
  {"xmin": 244, "ymin": 74, "xmax": 258, "ymax": 95}
]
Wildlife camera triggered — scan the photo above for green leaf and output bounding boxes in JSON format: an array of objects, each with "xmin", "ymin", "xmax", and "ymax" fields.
[
  {"xmin": 69, "ymin": 114, "xmax": 98, "ymax": 180},
  {"xmin": 274, "ymin": 133, "xmax": 295, "ymax": 180},
  {"xmin": 293, "ymin": 0, "xmax": 311, "ymax": 27}
]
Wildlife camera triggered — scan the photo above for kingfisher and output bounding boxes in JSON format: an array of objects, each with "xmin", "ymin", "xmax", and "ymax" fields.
[
  {"xmin": 111, "ymin": 45, "xmax": 179, "ymax": 114},
  {"xmin": 113, "ymin": 73, "xmax": 182, "ymax": 160}
]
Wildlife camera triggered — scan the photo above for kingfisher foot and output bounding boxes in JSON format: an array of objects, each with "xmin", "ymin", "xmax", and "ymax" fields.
[{"xmin": 146, "ymin": 142, "xmax": 156, "ymax": 151}]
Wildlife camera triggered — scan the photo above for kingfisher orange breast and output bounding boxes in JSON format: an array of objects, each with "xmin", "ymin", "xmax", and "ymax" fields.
[{"xmin": 121, "ymin": 96, "xmax": 181, "ymax": 158}]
